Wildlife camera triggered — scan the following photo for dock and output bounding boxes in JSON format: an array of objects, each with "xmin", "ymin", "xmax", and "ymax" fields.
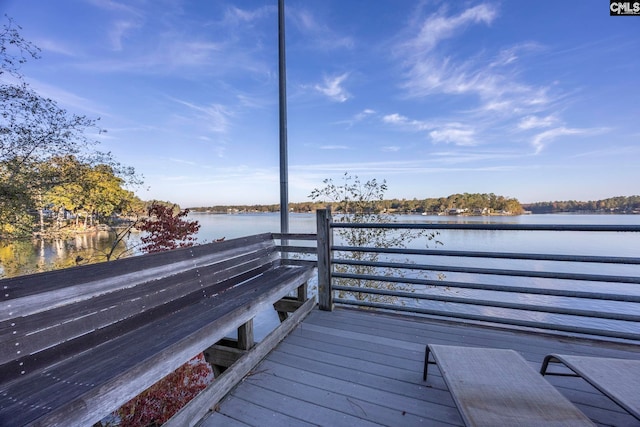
[{"xmin": 201, "ymin": 308, "xmax": 639, "ymax": 426}]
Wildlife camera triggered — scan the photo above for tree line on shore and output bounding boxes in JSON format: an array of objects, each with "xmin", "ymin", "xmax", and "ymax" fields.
[
  {"xmin": 192, "ymin": 194, "xmax": 640, "ymax": 216},
  {"xmin": 522, "ymin": 196, "xmax": 640, "ymax": 214},
  {"xmin": 192, "ymin": 192, "xmax": 525, "ymax": 215}
]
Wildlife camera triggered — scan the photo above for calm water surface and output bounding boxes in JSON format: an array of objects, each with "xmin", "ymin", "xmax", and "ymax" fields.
[
  {"xmin": 1, "ymin": 213, "xmax": 638, "ymax": 337},
  {"xmin": 2, "ymin": 213, "xmax": 639, "ymax": 276}
]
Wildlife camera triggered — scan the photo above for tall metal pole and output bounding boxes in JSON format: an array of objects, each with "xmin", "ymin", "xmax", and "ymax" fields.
[{"xmin": 278, "ymin": 0, "xmax": 289, "ymax": 235}]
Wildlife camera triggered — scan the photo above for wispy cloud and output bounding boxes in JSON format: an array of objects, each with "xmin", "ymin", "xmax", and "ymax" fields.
[
  {"xmin": 291, "ymin": 158, "xmax": 525, "ymax": 175},
  {"xmin": 27, "ymin": 78, "xmax": 110, "ymax": 117},
  {"xmin": 314, "ymin": 73, "xmax": 351, "ymax": 102},
  {"xmin": 387, "ymin": 3, "xmax": 590, "ymax": 157},
  {"xmin": 86, "ymin": 0, "xmax": 139, "ymax": 14},
  {"xmin": 381, "ymin": 146, "xmax": 401, "ymax": 152},
  {"xmin": 170, "ymin": 98, "xmax": 232, "ymax": 134},
  {"xmin": 169, "ymin": 158, "xmax": 197, "ymax": 166},
  {"xmin": 35, "ymin": 39, "xmax": 75, "ymax": 56},
  {"xmin": 76, "ymin": 2, "xmax": 269, "ymax": 77},
  {"xmin": 571, "ymin": 143, "xmax": 635, "ymax": 158},
  {"xmin": 429, "ymin": 125, "xmax": 476, "ymax": 146},
  {"xmin": 84, "ymin": 1, "xmax": 145, "ymax": 50},
  {"xmin": 334, "ymin": 109, "xmax": 376, "ymax": 128},
  {"xmin": 320, "ymin": 145, "xmax": 350, "ymax": 150},
  {"xmin": 382, "ymin": 113, "xmax": 430, "ymax": 130},
  {"xmin": 396, "ymin": 3, "xmax": 555, "ymax": 117},
  {"xmin": 406, "ymin": 4, "xmax": 497, "ymax": 53},
  {"xmin": 382, "ymin": 113, "xmax": 478, "ymax": 146},
  {"xmin": 224, "ymin": 5, "xmax": 274, "ymax": 23},
  {"xmin": 490, "ymin": 43, "xmax": 542, "ymax": 68},
  {"xmin": 430, "ymin": 150, "xmax": 522, "ymax": 165},
  {"xmin": 164, "ymin": 41, "xmax": 223, "ymax": 67},
  {"xmin": 108, "ymin": 20, "xmax": 141, "ymax": 51},
  {"xmin": 531, "ymin": 127, "xmax": 589, "ymax": 154},
  {"xmin": 355, "ymin": 109, "xmax": 376, "ymax": 120},
  {"xmin": 290, "ymin": 8, "xmax": 354, "ymax": 50},
  {"xmin": 518, "ymin": 114, "xmax": 559, "ymax": 130}
]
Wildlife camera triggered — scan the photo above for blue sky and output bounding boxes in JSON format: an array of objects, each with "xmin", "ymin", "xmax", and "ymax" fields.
[{"xmin": 2, "ymin": 1, "xmax": 639, "ymax": 206}]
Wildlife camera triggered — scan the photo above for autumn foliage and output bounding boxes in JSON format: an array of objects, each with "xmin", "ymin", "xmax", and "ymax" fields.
[
  {"xmin": 115, "ymin": 354, "xmax": 213, "ymax": 426},
  {"xmin": 138, "ymin": 203, "xmax": 201, "ymax": 253}
]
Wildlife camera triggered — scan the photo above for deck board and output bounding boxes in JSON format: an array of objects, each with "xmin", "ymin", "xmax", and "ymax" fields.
[{"xmin": 199, "ymin": 308, "xmax": 640, "ymax": 427}]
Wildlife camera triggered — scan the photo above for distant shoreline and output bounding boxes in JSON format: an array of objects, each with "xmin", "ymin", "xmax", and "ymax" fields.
[{"xmin": 190, "ymin": 210, "xmax": 639, "ymax": 216}]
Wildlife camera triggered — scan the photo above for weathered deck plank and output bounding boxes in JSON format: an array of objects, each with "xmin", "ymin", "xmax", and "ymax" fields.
[{"xmin": 200, "ymin": 308, "xmax": 640, "ymax": 427}]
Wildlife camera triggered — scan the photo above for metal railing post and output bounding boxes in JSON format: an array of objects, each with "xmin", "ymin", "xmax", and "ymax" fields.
[{"xmin": 317, "ymin": 208, "xmax": 333, "ymax": 311}]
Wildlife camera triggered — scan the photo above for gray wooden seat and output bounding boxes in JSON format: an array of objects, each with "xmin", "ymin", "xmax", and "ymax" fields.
[
  {"xmin": 424, "ymin": 344, "xmax": 595, "ymax": 427},
  {"xmin": 541, "ymin": 353, "xmax": 640, "ymax": 420},
  {"xmin": 0, "ymin": 233, "xmax": 314, "ymax": 426}
]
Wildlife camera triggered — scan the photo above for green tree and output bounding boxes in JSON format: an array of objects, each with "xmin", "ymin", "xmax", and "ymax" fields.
[
  {"xmin": 0, "ymin": 17, "xmax": 140, "ymax": 237},
  {"xmin": 310, "ymin": 173, "xmax": 442, "ymax": 304}
]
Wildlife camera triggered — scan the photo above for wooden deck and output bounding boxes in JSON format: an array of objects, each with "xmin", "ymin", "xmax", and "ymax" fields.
[{"xmin": 199, "ymin": 307, "xmax": 640, "ymax": 427}]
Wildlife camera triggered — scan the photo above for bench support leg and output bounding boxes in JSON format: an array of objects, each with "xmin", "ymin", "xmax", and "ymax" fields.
[
  {"xmin": 238, "ymin": 320, "xmax": 254, "ymax": 351},
  {"xmin": 205, "ymin": 320, "xmax": 256, "ymax": 376},
  {"xmin": 274, "ymin": 281, "xmax": 309, "ymax": 321},
  {"xmin": 297, "ymin": 282, "xmax": 308, "ymax": 302}
]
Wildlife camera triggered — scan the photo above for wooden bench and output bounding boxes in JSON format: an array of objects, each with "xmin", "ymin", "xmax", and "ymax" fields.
[
  {"xmin": 541, "ymin": 354, "xmax": 640, "ymax": 421},
  {"xmin": 424, "ymin": 344, "xmax": 595, "ymax": 426},
  {"xmin": 0, "ymin": 233, "xmax": 315, "ymax": 426}
]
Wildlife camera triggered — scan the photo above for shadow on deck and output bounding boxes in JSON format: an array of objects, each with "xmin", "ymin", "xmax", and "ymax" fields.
[{"xmin": 201, "ymin": 307, "xmax": 639, "ymax": 427}]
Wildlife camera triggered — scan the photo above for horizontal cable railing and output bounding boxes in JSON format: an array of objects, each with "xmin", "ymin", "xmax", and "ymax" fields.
[
  {"xmin": 334, "ymin": 258, "xmax": 640, "ymax": 284},
  {"xmin": 333, "ymin": 223, "xmax": 640, "ymax": 232},
  {"xmin": 332, "ymin": 246, "xmax": 640, "ymax": 265},
  {"xmin": 316, "ymin": 210, "xmax": 640, "ymax": 342}
]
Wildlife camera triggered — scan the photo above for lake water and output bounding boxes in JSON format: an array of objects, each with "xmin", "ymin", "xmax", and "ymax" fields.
[
  {"xmin": 3, "ymin": 211, "xmax": 639, "ymax": 280},
  {"xmin": 1, "ymin": 213, "xmax": 638, "ymax": 339}
]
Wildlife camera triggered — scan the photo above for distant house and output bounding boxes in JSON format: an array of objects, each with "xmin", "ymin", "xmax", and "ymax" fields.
[
  {"xmin": 448, "ymin": 208, "xmax": 467, "ymax": 215},
  {"xmin": 472, "ymin": 208, "xmax": 490, "ymax": 216}
]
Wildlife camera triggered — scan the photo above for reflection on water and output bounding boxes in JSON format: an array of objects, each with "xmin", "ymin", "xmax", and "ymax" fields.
[
  {"xmin": 1, "ymin": 213, "xmax": 639, "ymax": 278},
  {"xmin": 0, "ymin": 231, "xmax": 136, "ymax": 278}
]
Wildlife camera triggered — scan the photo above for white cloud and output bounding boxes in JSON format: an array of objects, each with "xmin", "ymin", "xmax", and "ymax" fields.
[
  {"xmin": 315, "ymin": 73, "xmax": 351, "ymax": 102},
  {"xmin": 224, "ymin": 5, "xmax": 273, "ymax": 23},
  {"xmin": 409, "ymin": 4, "xmax": 497, "ymax": 53},
  {"xmin": 382, "ymin": 113, "xmax": 408, "ymax": 124},
  {"xmin": 382, "ymin": 113, "xmax": 476, "ymax": 146},
  {"xmin": 518, "ymin": 115, "xmax": 559, "ymax": 130},
  {"xmin": 382, "ymin": 113, "xmax": 478, "ymax": 146},
  {"xmin": 354, "ymin": 109, "xmax": 376, "ymax": 120},
  {"xmin": 382, "ymin": 113, "xmax": 431, "ymax": 131},
  {"xmin": 396, "ymin": 4, "xmax": 555, "ymax": 118},
  {"xmin": 531, "ymin": 127, "xmax": 586, "ymax": 154},
  {"xmin": 429, "ymin": 125, "xmax": 476, "ymax": 146}
]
